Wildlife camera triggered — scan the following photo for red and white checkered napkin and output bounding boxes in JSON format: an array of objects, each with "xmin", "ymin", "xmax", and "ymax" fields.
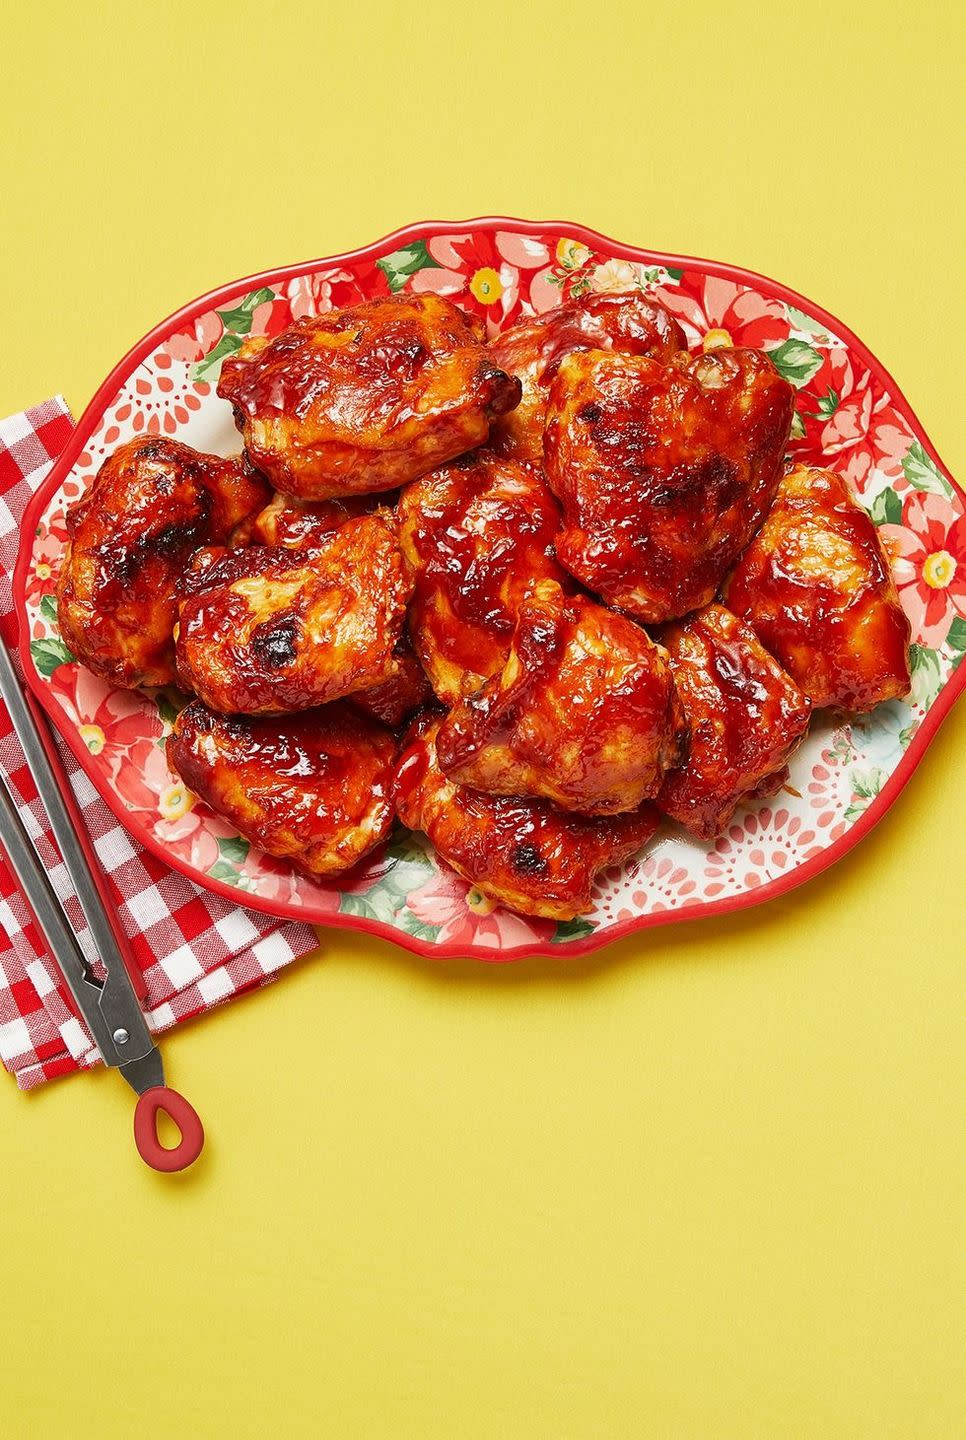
[{"xmin": 0, "ymin": 398, "xmax": 319, "ymax": 1090}]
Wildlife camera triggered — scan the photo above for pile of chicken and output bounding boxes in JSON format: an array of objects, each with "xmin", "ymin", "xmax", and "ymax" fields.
[{"xmin": 57, "ymin": 288, "xmax": 912, "ymax": 921}]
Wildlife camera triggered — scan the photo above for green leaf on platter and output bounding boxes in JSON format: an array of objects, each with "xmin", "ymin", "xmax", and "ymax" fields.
[
  {"xmin": 153, "ymin": 690, "xmax": 184, "ymax": 728},
  {"xmin": 190, "ymin": 288, "xmax": 280, "ymax": 380},
  {"xmin": 812, "ymin": 386, "xmax": 840, "ymax": 418},
  {"xmin": 784, "ymin": 305, "xmax": 830, "ymax": 340},
  {"xmin": 945, "ymin": 615, "xmax": 966, "ymax": 653},
  {"xmin": 207, "ymin": 860, "xmax": 242, "ymax": 886},
  {"xmin": 338, "ymin": 891, "xmax": 372, "ymax": 920},
  {"xmin": 218, "ymin": 835, "xmax": 250, "ymax": 864},
  {"xmin": 901, "ymin": 440, "xmax": 953, "ymax": 499},
  {"xmin": 789, "ymin": 410, "xmax": 807, "ymax": 441},
  {"xmin": 384, "ymin": 827, "xmax": 433, "ymax": 865},
  {"xmin": 192, "ymin": 331, "xmax": 245, "ymax": 381},
  {"xmin": 850, "ymin": 765, "xmax": 887, "ymax": 800},
  {"xmin": 338, "ymin": 887, "xmax": 402, "ymax": 926},
  {"xmin": 664, "ymin": 267, "xmax": 683, "ymax": 282},
  {"xmin": 30, "ymin": 636, "xmax": 74, "ymax": 678},
  {"xmin": 946, "ymin": 617, "xmax": 966, "ymax": 675},
  {"xmin": 829, "ymin": 728, "xmax": 856, "ymax": 763},
  {"xmin": 868, "ymin": 487, "xmax": 902, "ymax": 527},
  {"xmin": 39, "ymin": 593, "xmax": 58, "ymax": 622},
  {"xmin": 552, "ymin": 916, "xmax": 596, "ymax": 944},
  {"xmin": 844, "ymin": 800, "xmax": 868, "ymax": 823},
  {"xmin": 397, "ymin": 910, "xmax": 442, "ymax": 943},
  {"xmin": 909, "ymin": 643, "xmax": 943, "ymax": 706},
  {"xmin": 765, "ymin": 339, "xmax": 823, "ymax": 388},
  {"xmin": 214, "ymin": 286, "xmax": 277, "ymax": 332},
  {"xmin": 378, "ymin": 855, "xmax": 434, "ymax": 904},
  {"xmin": 362, "ymin": 835, "xmax": 437, "ymax": 912},
  {"xmin": 376, "ymin": 241, "xmax": 441, "ymax": 292}
]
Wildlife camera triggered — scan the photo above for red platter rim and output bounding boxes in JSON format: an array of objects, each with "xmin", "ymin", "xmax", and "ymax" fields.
[{"xmin": 13, "ymin": 216, "xmax": 965, "ymax": 961}]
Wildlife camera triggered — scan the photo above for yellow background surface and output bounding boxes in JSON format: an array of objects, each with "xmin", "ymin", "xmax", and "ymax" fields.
[{"xmin": 1, "ymin": 3, "xmax": 964, "ymax": 1436}]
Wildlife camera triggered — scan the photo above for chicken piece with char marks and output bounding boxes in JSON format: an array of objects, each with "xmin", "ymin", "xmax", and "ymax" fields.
[
  {"xmin": 217, "ymin": 293, "xmax": 521, "ymax": 501},
  {"xmin": 228, "ymin": 490, "xmax": 430, "ymax": 725},
  {"xmin": 168, "ymin": 701, "xmax": 396, "ymax": 877},
  {"xmin": 175, "ymin": 513, "xmax": 412, "ymax": 713},
  {"xmin": 489, "ymin": 290, "xmax": 684, "ymax": 461},
  {"xmin": 543, "ymin": 347, "xmax": 794, "ymax": 622},
  {"xmin": 436, "ymin": 579, "xmax": 687, "ymax": 814},
  {"xmin": 57, "ymin": 437, "xmax": 269, "ymax": 689},
  {"xmin": 656, "ymin": 604, "xmax": 812, "ymax": 840},
  {"xmin": 723, "ymin": 465, "xmax": 911, "ymax": 712},
  {"xmin": 397, "ymin": 453, "xmax": 568, "ymax": 704},
  {"xmin": 395, "ymin": 719, "xmax": 660, "ymax": 920}
]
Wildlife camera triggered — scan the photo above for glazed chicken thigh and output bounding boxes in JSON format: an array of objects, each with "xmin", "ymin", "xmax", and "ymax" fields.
[
  {"xmin": 168, "ymin": 701, "xmax": 396, "ymax": 876},
  {"xmin": 397, "ymin": 452, "xmax": 568, "ymax": 703},
  {"xmin": 723, "ymin": 465, "xmax": 912, "ymax": 712},
  {"xmin": 175, "ymin": 513, "xmax": 412, "ymax": 713},
  {"xmin": 436, "ymin": 580, "xmax": 687, "ymax": 814},
  {"xmin": 656, "ymin": 604, "xmax": 812, "ymax": 840},
  {"xmin": 57, "ymin": 436, "xmax": 269, "ymax": 688},
  {"xmin": 349, "ymin": 634, "xmax": 432, "ymax": 729},
  {"xmin": 543, "ymin": 347, "xmax": 794, "ymax": 622},
  {"xmin": 395, "ymin": 719, "xmax": 660, "ymax": 920},
  {"xmin": 488, "ymin": 290, "xmax": 685, "ymax": 461},
  {"xmin": 217, "ymin": 294, "xmax": 521, "ymax": 501},
  {"xmin": 231, "ymin": 490, "xmax": 379, "ymax": 548}
]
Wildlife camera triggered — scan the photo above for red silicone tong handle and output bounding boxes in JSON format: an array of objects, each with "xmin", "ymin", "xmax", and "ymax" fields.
[{"xmin": 133, "ymin": 1086, "xmax": 205, "ymax": 1172}]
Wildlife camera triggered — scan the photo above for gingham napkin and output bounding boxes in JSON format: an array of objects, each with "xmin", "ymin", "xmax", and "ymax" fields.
[{"xmin": 0, "ymin": 398, "xmax": 319, "ymax": 1089}]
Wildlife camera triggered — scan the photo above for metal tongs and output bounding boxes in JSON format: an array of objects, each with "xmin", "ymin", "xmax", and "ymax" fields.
[{"xmin": 0, "ymin": 640, "xmax": 203, "ymax": 1171}]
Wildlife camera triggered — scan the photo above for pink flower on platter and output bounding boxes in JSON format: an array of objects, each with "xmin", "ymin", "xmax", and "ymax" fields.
[
  {"xmin": 880, "ymin": 491, "xmax": 966, "ymax": 647},
  {"xmin": 158, "ymin": 311, "xmax": 224, "ymax": 364},
  {"xmin": 654, "ymin": 272, "xmax": 789, "ymax": 351},
  {"xmin": 26, "ymin": 523, "xmax": 67, "ymax": 606},
  {"xmin": 40, "ymin": 506, "xmax": 69, "ymax": 545},
  {"xmin": 406, "ymin": 865, "xmax": 555, "ymax": 951},
  {"xmin": 114, "ymin": 738, "xmax": 176, "ymax": 813},
  {"xmin": 285, "ymin": 271, "xmax": 342, "ymax": 321},
  {"xmin": 523, "ymin": 239, "xmax": 604, "ymax": 312},
  {"xmin": 793, "ymin": 346, "xmax": 913, "ymax": 491},
  {"xmin": 410, "ymin": 232, "xmax": 545, "ymax": 336},
  {"xmin": 493, "ymin": 232, "xmax": 553, "ymax": 271},
  {"xmin": 249, "ymin": 296, "xmax": 292, "ymax": 340},
  {"xmin": 159, "ymin": 291, "xmax": 290, "ymax": 373},
  {"xmin": 235, "ymin": 854, "xmax": 308, "ymax": 906},
  {"xmin": 153, "ymin": 795, "xmax": 221, "ymax": 873},
  {"xmin": 49, "ymin": 665, "xmax": 163, "ymax": 795},
  {"xmin": 284, "ymin": 263, "xmax": 391, "ymax": 320},
  {"xmin": 527, "ymin": 266, "xmax": 567, "ymax": 314}
]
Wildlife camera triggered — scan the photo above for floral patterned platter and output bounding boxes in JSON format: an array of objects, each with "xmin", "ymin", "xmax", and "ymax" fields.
[{"xmin": 13, "ymin": 219, "xmax": 966, "ymax": 959}]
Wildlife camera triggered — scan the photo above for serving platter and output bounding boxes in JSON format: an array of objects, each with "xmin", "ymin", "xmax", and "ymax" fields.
[{"xmin": 13, "ymin": 218, "xmax": 966, "ymax": 959}]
